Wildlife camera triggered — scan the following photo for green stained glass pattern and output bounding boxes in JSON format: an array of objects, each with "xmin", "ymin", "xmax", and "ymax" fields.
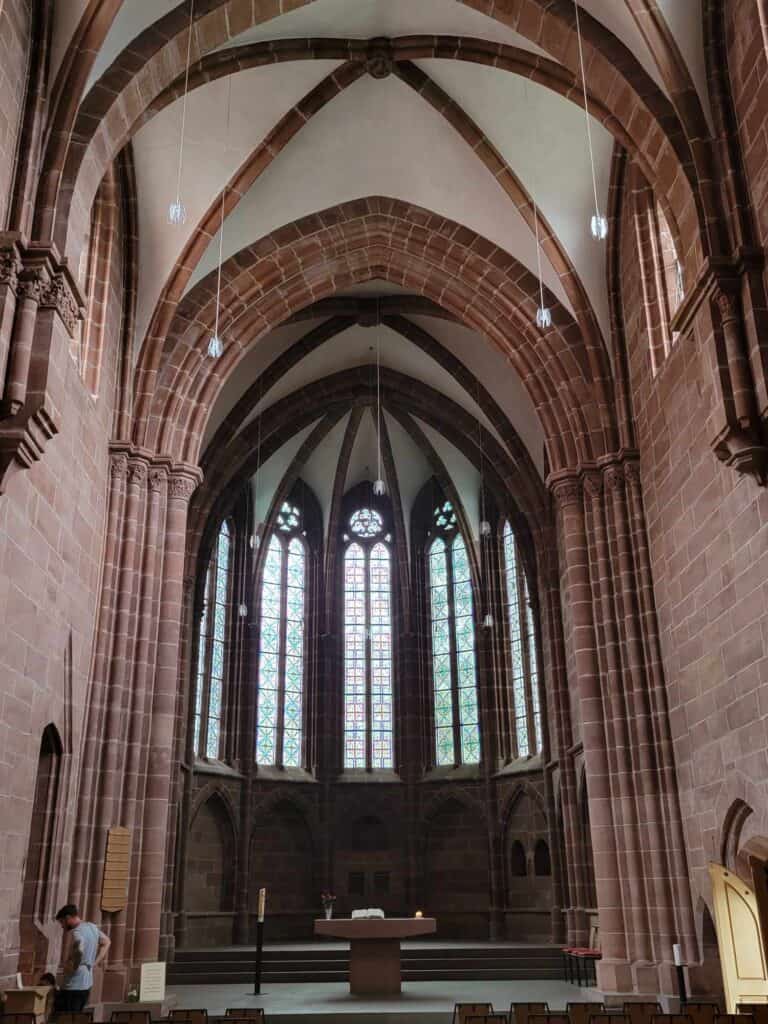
[
  {"xmin": 205, "ymin": 521, "xmax": 231, "ymax": 760},
  {"xmin": 344, "ymin": 543, "xmax": 367, "ymax": 768},
  {"xmin": 434, "ymin": 501, "xmax": 457, "ymax": 530},
  {"xmin": 350, "ymin": 508, "xmax": 383, "ymax": 538},
  {"xmin": 277, "ymin": 501, "xmax": 301, "ymax": 533},
  {"xmin": 370, "ymin": 543, "xmax": 393, "ymax": 769},
  {"xmin": 504, "ymin": 522, "xmax": 530, "ymax": 757},
  {"xmin": 256, "ymin": 537, "xmax": 282, "ymax": 765},
  {"xmin": 524, "ymin": 571, "xmax": 542, "ymax": 754},
  {"xmin": 193, "ymin": 563, "xmax": 211, "ymax": 755},
  {"xmin": 452, "ymin": 535, "xmax": 480, "ymax": 764},
  {"xmin": 429, "ymin": 538, "xmax": 454, "ymax": 765},
  {"xmin": 282, "ymin": 537, "xmax": 305, "ymax": 768}
]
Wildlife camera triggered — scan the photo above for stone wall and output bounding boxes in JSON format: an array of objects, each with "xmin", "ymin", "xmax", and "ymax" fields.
[{"xmin": 0, "ymin": 192, "xmax": 125, "ymax": 982}]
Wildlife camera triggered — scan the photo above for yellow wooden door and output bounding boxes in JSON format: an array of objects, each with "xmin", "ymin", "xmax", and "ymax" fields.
[{"xmin": 709, "ymin": 862, "xmax": 768, "ymax": 1011}]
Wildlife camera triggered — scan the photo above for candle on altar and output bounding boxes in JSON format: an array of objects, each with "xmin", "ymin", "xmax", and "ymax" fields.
[
  {"xmin": 258, "ymin": 888, "xmax": 266, "ymax": 923},
  {"xmin": 672, "ymin": 943, "xmax": 682, "ymax": 966},
  {"xmin": 415, "ymin": 910, "xmax": 423, "ymax": 918}
]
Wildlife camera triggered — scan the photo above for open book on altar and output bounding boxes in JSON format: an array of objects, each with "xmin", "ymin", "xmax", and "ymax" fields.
[{"xmin": 351, "ymin": 908, "xmax": 385, "ymax": 919}]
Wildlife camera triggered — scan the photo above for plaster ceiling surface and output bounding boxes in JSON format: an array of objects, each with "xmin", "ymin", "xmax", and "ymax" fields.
[
  {"xmin": 345, "ymin": 407, "xmax": 384, "ymax": 494},
  {"xmin": 131, "ymin": 61, "xmax": 342, "ymax": 351},
  {"xmin": 50, "ymin": 1, "xmax": 90, "ymax": 84},
  {"xmin": 384, "ymin": 410, "xmax": 434, "ymax": 549},
  {"xmin": 240, "ymin": 321, "xmax": 507, "ymax": 451},
  {"xmin": 419, "ymin": 420, "xmax": 482, "ymax": 540},
  {"xmin": 250, "ymin": 421, "xmax": 319, "ymax": 528},
  {"xmin": 415, "ymin": 59, "xmax": 614, "ymax": 337},
  {"xmin": 218, "ymin": 0, "xmax": 549, "ymax": 53},
  {"xmin": 656, "ymin": 0, "xmax": 713, "ymax": 126},
  {"xmin": 84, "ymin": 0, "xmax": 179, "ymax": 94},
  {"xmin": 408, "ymin": 314, "xmax": 546, "ymax": 477},
  {"xmin": 184, "ymin": 72, "xmax": 572, "ymax": 315},
  {"xmin": 201, "ymin": 317, "xmax": 323, "ymax": 451},
  {"xmin": 299, "ymin": 412, "xmax": 351, "ymax": 534}
]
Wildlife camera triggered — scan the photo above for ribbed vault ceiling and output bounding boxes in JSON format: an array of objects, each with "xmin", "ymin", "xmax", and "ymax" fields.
[{"xmin": 50, "ymin": 0, "xmax": 710, "ymax": 516}]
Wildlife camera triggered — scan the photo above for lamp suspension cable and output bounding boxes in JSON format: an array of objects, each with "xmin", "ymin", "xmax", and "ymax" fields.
[
  {"xmin": 373, "ymin": 300, "xmax": 386, "ymax": 496},
  {"xmin": 169, "ymin": 0, "xmax": 195, "ymax": 225},
  {"xmin": 532, "ymin": 195, "xmax": 551, "ymax": 330},
  {"xmin": 208, "ymin": 75, "xmax": 233, "ymax": 359},
  {"xmin": 573, "ymin": 0, "xmax": 607, "ymax": 241}
]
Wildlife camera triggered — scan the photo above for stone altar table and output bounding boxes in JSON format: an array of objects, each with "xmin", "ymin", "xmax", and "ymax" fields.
[{"xmin": 314, "ymin": 917, "xmax": 437, "ymax": 994}]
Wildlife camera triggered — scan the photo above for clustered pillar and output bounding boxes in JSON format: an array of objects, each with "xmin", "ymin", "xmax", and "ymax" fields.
[
  {"xmin": 69, "ymin": 447, "xmax": 200, "ymax": 999},
  {"xmin": 551, "ymin": 459, "xmax": 695, "ymax": 996}
]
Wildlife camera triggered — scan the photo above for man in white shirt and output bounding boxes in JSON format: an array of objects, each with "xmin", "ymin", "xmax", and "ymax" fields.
[{"xmin": 55, "ymin": 904, "xmax": 111, "ymax": 1011}]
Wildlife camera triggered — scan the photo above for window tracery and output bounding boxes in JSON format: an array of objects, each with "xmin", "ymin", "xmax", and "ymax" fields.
[
  {"xmin": 194, "ymin": 519, "xmax": 232, "ymax": 760},
  {"xmin": 503, "ymin": 521, "xmax": 541, "ymax": 758}
]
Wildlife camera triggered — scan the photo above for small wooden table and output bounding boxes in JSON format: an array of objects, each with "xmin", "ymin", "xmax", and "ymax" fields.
[{"xmin": 314, "ymin": 917, "xmax": 437, "ymax": 994}]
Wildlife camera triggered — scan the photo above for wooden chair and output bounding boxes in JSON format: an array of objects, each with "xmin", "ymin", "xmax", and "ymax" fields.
[
  {"xmin": 721, "ymin": 1015, "xmax": 754, "ymax": 1024},
  {"xmin": 111, "ymin": 1013, "xmax": 151, "ymax": 1024},
  {"xmin": 530, "ymin": 1014, "xmax": 570, "ymax": 1024},
  {"xmin": 56, "ymin": 1014, "xmax": 94, "ymax": 1024},
  {"xmin": 454, "ymin": 1005, "xmax": 494, "ymax": 1024},
  {"xmin": 170, "ymin": 1012, "xmax": 208, "ymax": 1024},
  {"xmin": 466, "ymin": 1015, "xmax": 507, "ymax": 1024},
  {"xmin": 589, "ymin": 1015, "xmax": 628, "ymax": 1024},
  {"xmin": 225, "ymin": 1013, "xmax": 265, "ymax": 1021},
  {"xmin": 680, "ymin": 1006, "xmax": 718, "ymax": 1024},
  {"xmin": 623, "ymin": 1004, "xmax": 661, "ymax": 1024},
  {"xmin": 650, "ymin": 1015, "xmax": 692, "ymax": 1024},
  {"xmin": 3, "ymin": 1015, "xmax": 37, "ymax": 1024},
  {"xmin": 512, "ymin": 1004, "xmax": 549, "ymax": 1024},
  {"xmin": 568, "ymin": 1003, "xmax": 605, "ymax": 1024},
  {"xmin": 737, "ymin": 1008, "xmax": 768, "ymax": 1024}
]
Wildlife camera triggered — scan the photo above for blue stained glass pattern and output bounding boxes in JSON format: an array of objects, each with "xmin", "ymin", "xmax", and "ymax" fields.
[
  {"xmin": 204, "ymin": 521, "xmax": 231, "ymax": 760},
  {"xmin": 429, "ymin": 538, "xmax": 455, "ymax": 765},
  {"xmin": 193, "ymin": 563, "xmax": 211, "ymax": 754},
  {"xmin": 369, "ymin": 543, "xmax": 393, "ymax": 769},
  {"xmin": 344, "ymin": 543, "xmax": 367, "ymax": 768},
  {"xmin": 523, "ymin": 570, "xmax": 542, "ymax": 753},
  {"xmin": 256, "ymin": 537, "xmax": 283, "ymax": 765},
  {"xmin": 504, "ymin": 521, "xmax": 531, "ymax": 757},
  {"xmin": 350, "ymin": 508, "xmax": 383, "ymax": 538},
  {"xmin": 452, "ymin": 535, "xmax": 480, "ymax": 764},
  {"xmin": 283, "ymin": 537, "xmax": 305, "ymax": 767}
]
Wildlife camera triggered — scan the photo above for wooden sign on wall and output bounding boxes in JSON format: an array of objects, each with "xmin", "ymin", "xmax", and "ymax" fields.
[{"xmin": 101, "ymin": 827, "xmax": 130, "ymax": 913}]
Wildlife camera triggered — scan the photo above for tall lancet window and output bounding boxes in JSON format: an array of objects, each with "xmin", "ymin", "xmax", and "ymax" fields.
[
  {"xmin": 344, "ymin": 507, "xmax": 393, "ymax": 770},
  {"xmin": 256, "ymin": 502, "xmax": 306, "ymax": 768},
  {"xmin": 503, "ymin": 521, "xmax": 542, "ymax": 757},
  {"xmin": 194, "ymin": 519, "xmax": 233, "ymax": 759},
  {"xmin": 428, "ymin": 502, "xmax": 481, "ymax": 766}
]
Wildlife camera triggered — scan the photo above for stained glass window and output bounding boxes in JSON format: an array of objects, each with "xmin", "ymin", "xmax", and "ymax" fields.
[
  {"xmin": 344, "ymin": 510, "xmax": 394, "ymax": 770},
  {"xmin": 256, "ymin": 503, "xmax": 306, "ymax": 768},
  {"xmin": 194, "ymin": 520, "xmax": 232, "ymax": 760},
  {"xmin": 503, "ymin": 521, "xmax": 541, "ymax": 757},
  {"xmin": 427, "ymin": 503, "xmax": 480, "ymax": 766},
  {"xmin": 350, "ymin": 508, "xmax": 384, "ymax": 538}
]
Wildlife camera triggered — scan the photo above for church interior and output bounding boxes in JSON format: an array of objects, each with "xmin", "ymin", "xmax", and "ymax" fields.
[{"xmin": 2, "ymin": 0, "xmax": 768, "ymax": 1016}]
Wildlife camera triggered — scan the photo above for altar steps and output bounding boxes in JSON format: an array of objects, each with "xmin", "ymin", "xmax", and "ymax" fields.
[{"xmin": 167, "ymin": 944, "xmax": 563, "ymax": 985}]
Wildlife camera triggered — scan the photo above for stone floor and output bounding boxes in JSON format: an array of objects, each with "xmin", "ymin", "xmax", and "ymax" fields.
[{"xmin": 168, "ymin": 978, "xmax": 601, "ymax": 1021}]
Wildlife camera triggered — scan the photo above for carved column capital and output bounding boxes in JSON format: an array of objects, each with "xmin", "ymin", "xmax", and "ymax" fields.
[
  {"xmin": 128, "ymin": 460, "xmax": 148, "ymax": 485},
  {"xmin": 0, "ymin": 247, "xmax": 22, "ymax": 292},
  {"xmin": 582, "ymin": 471, "xmax": 603, "ymax": 502},
  {"xmin": 713, "ymin": 287, "xmax": 738, "ymax": 325},
  {"xmin": 39, "ymin": 272, "xmax": 83, "ymax": 336},
  {"xmin": 17, "ymin": 267, "xmax": 48, "ymax": 304},
  {"xmin": 149, "ymin": 468, "xmax": 167, "ymax": 492},
  {"xmin": 110, "ymin": 453, "xmax": 129, "ymax": 480},
  {"xmin": 168, "ymin": 474, "xmax": 199, "ymax": 502},
  {"xmin": 550, "ymin": 475, "xmax": 582, "ymax": 509},
  {"xmin": 603, "ymin": 464, "xmax": 626, "ymax": 495}
]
